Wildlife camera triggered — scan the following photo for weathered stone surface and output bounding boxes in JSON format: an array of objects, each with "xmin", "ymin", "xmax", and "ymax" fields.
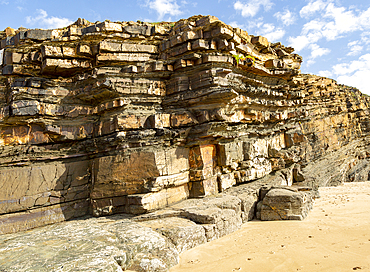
[
  {"xmin": 123, "ymin": 25, "xmax": 152, "ymax": 36},
  {"xmin": 265, "ymin": 58, "xmax": 286, "ymax": 68},
  {"xmin": 42, "ymin": 58, "xmax": 91, "ymax": 74},
  {"xmin": 257, "ymin": 186, "xmax": 314, "ymax": 221},
  {"xmin": 96, "ymin": 21, "xmax": 123, "ymax": 32},
  {"xmin": 0, "ymin": 216, "xmax": 179, "ymax": 272},
  {"xmin": 0, "ymin": 14, "xmax": 369, "ymax": 259},
  {"xmin": 251, "ymin": 35, "xmax": 269, "ymax": 48},
  {"xmin": 25, "ymin": 29, "xmax": 53, "ymax": 40},
  {"xmin": 97, "ymin": 52, "xmax": 154, "ymax": 62},
  {"xmin": 218, "ymin": 173, "xmax": 237, "ymax": 191},
  {"xmin": 0, "ymin": 160, "xmax": 90, "ymax": 215},
  {"xmin": 139, "ymin": 217, "xmax": 207, "ymax": 253},
  {"xmin": 99, "ymin": 41, "xmax": 157, "ymax": 53},
  {"xmin": 0, "ymin": 200, "xmax": 89, "ymax": 235},
  {"xmin": 218, "ymin": 141, "xmax": 243, "ymax": 167},
  {"xmin": 170, "ymin": 194, "xmax": 243, "ymax": 241},
  {"xmin": 126, "ymin": 184, "xmax": 190, "ymax": 215}
]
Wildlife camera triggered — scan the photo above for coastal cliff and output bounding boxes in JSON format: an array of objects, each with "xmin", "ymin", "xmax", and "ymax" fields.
[{"xmin": 0, "ymin": 15, "xmax": 370, "ymax": 271}]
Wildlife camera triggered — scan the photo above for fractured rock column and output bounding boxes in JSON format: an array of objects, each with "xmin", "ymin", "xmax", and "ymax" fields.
[{"xmin": 189, "ymin": 144, "xmax": 218, "ymax": 197}]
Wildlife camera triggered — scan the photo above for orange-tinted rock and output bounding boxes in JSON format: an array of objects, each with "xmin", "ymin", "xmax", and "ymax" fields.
[{"xmin": 0, "ymin": 15, "xmax": 369, "ymax": 236}]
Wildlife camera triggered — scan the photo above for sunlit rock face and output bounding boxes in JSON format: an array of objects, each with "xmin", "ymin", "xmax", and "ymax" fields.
[{"xmin": 0, "ymin": 15, "xmax": 370, "ymax": 235}]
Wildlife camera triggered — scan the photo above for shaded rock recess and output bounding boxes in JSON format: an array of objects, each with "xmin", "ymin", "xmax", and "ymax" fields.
[{"xmin": 1, "ymin": 15, "xmax": 370, "ymax": 271}]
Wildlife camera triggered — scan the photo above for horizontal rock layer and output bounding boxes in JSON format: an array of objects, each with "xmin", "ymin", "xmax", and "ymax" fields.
[
  {"xmin": 0, "ymin": 14, "xmax": 369, "ymax": 239},
  {"xmin": 0, "ymin": 180, "xmax": 309, "ymax": 272}
]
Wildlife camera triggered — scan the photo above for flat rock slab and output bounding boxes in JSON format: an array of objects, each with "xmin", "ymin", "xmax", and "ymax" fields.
[
  {"xmin": 139, "ymin": 217, "xmax": 207, "ymax": 253},
  {"xmin": 0, "ymin": 215, "xmax": 178, "ymax": 272},
  {"xmin": 0, "ymin": 183, "xmax": 316, "ymax": 271}
]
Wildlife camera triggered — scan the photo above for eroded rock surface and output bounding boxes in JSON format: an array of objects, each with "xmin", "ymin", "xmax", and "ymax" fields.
[
  {"xmin": 0, "ymin": 180, "xmax": 306, "ymax": 272},
  {"xmin": 0, "ymin": 215, "xmax": 179, "ymax": 272},
  {"xmin": 257, "ymin": 186, "xmax": 314, "ymax": 220},
  {"xmin": 0, "ymin": 14, "xmax": 370, "ymax": 271}
]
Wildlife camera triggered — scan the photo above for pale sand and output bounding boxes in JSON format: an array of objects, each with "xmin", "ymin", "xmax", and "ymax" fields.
[{"xmin": 170, "ymin": 182, "xmax": 370, "ymax": 272}]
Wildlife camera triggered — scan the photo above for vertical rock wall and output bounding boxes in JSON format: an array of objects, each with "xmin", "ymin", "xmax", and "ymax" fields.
[{"xmin": 0, "ymin": 15, "xmax": 369, "ymax": 234}]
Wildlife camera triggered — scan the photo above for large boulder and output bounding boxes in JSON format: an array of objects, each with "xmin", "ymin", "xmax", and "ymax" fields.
[{"xmin": 257, "ymin": 186, "xmax": 314, "ymax": 221}]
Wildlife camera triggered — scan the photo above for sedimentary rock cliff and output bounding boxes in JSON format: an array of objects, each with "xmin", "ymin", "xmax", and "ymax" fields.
[{"xmin": 0, "ymin": 15, "xmax": 369, "ymax": 239}]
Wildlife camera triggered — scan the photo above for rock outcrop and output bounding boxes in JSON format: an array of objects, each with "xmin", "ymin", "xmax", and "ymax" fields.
[
  {"xmin": 0, "ymin": 14, "xmax": 370, "ymax": 270},
  {"xmin": 0, "ymin": 182, "xmax": 309, "ymax": 272},
  {"xmin": 257, "ymin": 186, "xmax": 314, "ymax": 220}
]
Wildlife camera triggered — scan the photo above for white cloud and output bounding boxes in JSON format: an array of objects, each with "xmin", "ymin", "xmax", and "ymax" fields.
[
  {"xmin": 309, "ymin": 43, "xmax": 330, "ymax": 59},
  {"xmin": 26, "ymin": 9, "xmax": 73, "ymax": 29},
  {"xmin": 300, "ymin": 0, "xmax": 329, "ymax": 18},
  {"xmin": 288, "ymin": 35, "xmax": 311, "ymax": 52},
  {"xmin": 361, "ymin": 32, "xmax": 370, "ymax": 45},
  {"xmin": 234, "ymin": 0, "xmax": 273, "ymax": 18},
  {"xmin": 229, "ymin": 21, "xmax": 247, "ymax": 30},
  {"xmin": 358, "ymin": 5, "xmax": 370, "ymax": 28},
  {"xmin": 331, "ymin": 54, "xmax": 370, "ymax": 95},
  {"xmin": 332, "ymin": 54, "xmax": 370, "ymax": 76},
  {"xmin": 320, "ymin": 3, "xmax": 361, "ymax": 40},
  {"xmin": 337, "ymin": 70, "xmax": 370, "ymax": 95},
  {"xmin": 235, "ymin": 17, "xmax": 286, "ymax": 42},
  {"xmin": 241, "ymin": 16, "xmax": 264, "ymax": 30},
  {"xmin": 1, "ymin": 1, "xmax": 9, "ymax": 4},
  {"xmin": 289, "ymin": 3, "xmax": 370, "ymax": 52},
  {"xmin": 318, "ymin": 70, "xmax": 333, "ymax": 77},
  {"xmin": 241, "ymin": 19, "xmax": 285, "ymax": 42},
  {"xmin": 146, "ymin": 0, "xmax": 183, "ymax": 20},
  {"xmin": 304, "ymin": 43, "xmax": 331, "ymax": 67},
  {"xmin": 274, "ymin": 9, "xmax": 296, "ymax": 26},
  {"xmin": 301, "ymin": 19, "xmax": 325, "ymax": 35},
  {"xmin": 259, "ymin": 23, "xmax": 285, "ymax": 42},
  {"xmin": 347, "ymin": 41, "xmax": 363, "ymax": 56}
]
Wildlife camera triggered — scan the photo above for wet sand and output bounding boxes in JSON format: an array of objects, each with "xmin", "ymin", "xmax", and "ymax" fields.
[{"xmin": 170, "ymin": 182, "xmax": 370, "ymax": 272}]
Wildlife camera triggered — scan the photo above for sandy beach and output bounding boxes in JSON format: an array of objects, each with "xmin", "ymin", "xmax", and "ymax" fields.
[{"xmin": 170, "ymin": 182, "xmax": 370, "ymax": 272}]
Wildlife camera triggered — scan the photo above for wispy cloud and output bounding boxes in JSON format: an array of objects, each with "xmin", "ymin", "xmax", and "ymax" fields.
[
  {"xmin": 145, "ymin": 0, "xmax": 183, "ymax": 20},
  {"xmin": 237, "ymin": 19, "xmax": 285, "ymax": 42},
  {"xmin": 229, "ymin": 21, "xmax": 247, "ymax": 30},
  {"xmin": 331, "ymin": 54, "xmax": 370, "ymax": 94},
  {"xmin": 260, "ymin": 23, "xmax": 285, "ymax": 42},
  {"xmin": 306, "ymin": 43, "xmax": 331, "ymax": 66},
  {"xmin": 287, "ymin": 35, "xmax": 312, "ymax": 52},
  {"xmin": 309, "ymin": 43, "xmax": 330, "ymax": 59},
  {"xmin": 361, "ymin": 32, "xmax": 370, "ymax": 45},
  {"xmin": 288, "ymin": 2, "xmax": 370, "ymax": 52},
  {"xmin": 300, "ymin": 0, "xmax": 329, "ymax": 18},
  {"xmin": 332, "ymin": 54, "xmax": 370, "ymax": 76},
  {"xmin": 274, "ymin": 9, "xmax": 296, "ymax": 26},
  {"xmin": 347, "ymin": 41, "xmax": 363, "ymax": 56},
  {"xmin": 318, "ymin": 70, "xmax": 333, "ymax": 77},
  {"xmin": 234, "ymin": 0, "xmax": 273, "ymax": 18},
  {"xmin": 26, "ymin": 9, "xmax": 73, "ymax": 29},
  {"xmin": 1, "ymin": 0, "xmax": 9, "ymax": 4}
]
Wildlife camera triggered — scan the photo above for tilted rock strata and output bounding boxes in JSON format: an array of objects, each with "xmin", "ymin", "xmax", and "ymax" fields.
[{"xmin": 0, "ymin": 15, "xmax": 370, "ymax": 236}]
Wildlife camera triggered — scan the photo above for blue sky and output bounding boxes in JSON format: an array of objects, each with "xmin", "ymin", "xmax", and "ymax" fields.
[{"xmin": 1, "ymin": 0, "xmax": 370, "ymax": 95}]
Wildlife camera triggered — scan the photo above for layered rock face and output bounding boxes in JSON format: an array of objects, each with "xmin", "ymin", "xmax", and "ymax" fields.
[{"xmin": 0, "ymin": 15, "xmax": 369, "ymax": 235}]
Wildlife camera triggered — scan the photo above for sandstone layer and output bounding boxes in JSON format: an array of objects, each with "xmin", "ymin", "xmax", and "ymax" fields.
[{"xmin": 0, "ymin": 14, "xmax": 370, "ymax": 260}]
